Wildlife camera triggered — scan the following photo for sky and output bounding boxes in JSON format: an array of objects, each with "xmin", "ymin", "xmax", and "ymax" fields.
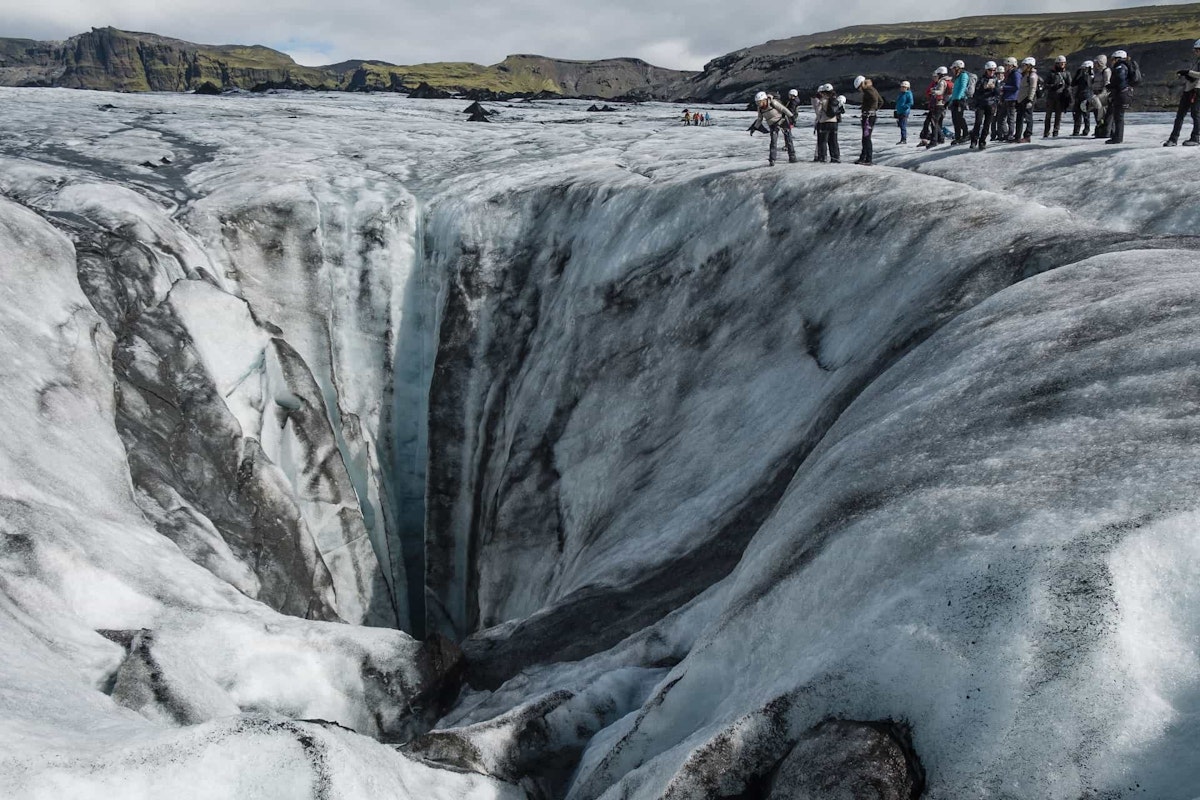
[{"xmin": 0, "ymin": 0, "xmax": 1190, "ymax": 70}]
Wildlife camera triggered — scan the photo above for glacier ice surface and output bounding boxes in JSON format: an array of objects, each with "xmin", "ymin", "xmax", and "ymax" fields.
[{"xmin": 2, "ymin": 87, "xmax": 1199, "ymax": 798}]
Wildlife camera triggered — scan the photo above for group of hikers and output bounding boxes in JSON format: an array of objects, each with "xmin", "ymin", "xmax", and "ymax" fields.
[
  {"xmin": 747, "ymin": 39, "xmax": 1200, "ymax": 166},
  {"xmin": 681, "ymin": 109, "xmax": 714, "ymax": 126}
]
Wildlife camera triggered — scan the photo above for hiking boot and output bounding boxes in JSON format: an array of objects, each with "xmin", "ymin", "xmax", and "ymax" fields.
[
  {"xmin": 1019, "ymin": 137, "xmax": 1031, "ymax": 144},
  {"xmin": 1164, "ymin": 140, "xmax": 1179, "ymax": 147},
  {"xmin": 1105, "ymin": 139, "xmax": 1122, "ymax": 145},
  {"xmin": 1185, "ymin": 139, "xmax": 1200, "ymax": 147}
]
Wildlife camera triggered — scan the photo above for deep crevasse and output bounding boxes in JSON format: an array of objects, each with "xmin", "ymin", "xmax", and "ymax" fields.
[{"xmin": 2, "ymin": 89, "xmax": 1200, "ymax": 800}]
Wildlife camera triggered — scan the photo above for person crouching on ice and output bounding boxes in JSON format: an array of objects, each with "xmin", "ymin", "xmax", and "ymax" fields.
[
  {"xmin": 854, "ymin": 75, "xmax": 882, "ymax": 165},
  {"xmin": 749, "ymin": 91, "xmax": 797, "ymax": 165},
  {"xmin": 812, "ymin": 84, "xmax": 842, "ymax": 162}
]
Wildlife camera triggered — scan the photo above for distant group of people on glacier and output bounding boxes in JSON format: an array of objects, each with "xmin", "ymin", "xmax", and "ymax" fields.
[
  {"xmin": 681, "ymin": 109, "xmax": 713, "ymax": 126},
  {"xmin": 747, "ymin": 39, "xmax": 1200, "ymax": 166}
]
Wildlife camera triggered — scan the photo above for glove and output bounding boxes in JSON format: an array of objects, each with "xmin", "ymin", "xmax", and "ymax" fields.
[{"xmin": 1179, "ymin": 70, "xmax": 1190, "ymax": 77}]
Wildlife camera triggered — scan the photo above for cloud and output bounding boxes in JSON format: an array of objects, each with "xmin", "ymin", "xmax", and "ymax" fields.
[{"xmin": 1, "ymin": 0, "xmax": 1195, "ymax": 71}]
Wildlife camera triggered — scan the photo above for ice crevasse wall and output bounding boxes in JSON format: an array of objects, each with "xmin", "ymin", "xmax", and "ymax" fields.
[{"xmin": 1, "ymin": 93, "xmax": 1200, "ymax": 799}]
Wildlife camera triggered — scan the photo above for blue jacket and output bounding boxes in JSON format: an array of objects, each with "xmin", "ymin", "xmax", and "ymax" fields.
[
  {"xmin": 1002, "ymin": 69, "xmax": 1021, "ymax": 101},
  {"xmin": 894, "ymin": 90, "xmax": 914, "ymax": 115},
  {"xmin": 950, "ymin": 71, "xmax": 970, "ymax": 101}
]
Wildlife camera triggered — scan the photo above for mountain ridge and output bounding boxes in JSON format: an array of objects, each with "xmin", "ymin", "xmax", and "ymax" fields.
[{"xmin": 0, "ymin": 27, "xmax": 693, "ymax": 98}]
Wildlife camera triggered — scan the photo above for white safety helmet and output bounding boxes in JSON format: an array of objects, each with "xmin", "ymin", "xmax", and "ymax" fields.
[
  {"xmin": 997, "ymin": 65, "xmax": 1006, "ymax": 73},
  {"xmin": 900, "ymin": 80, "xmax": 911, "ymax": 88},
  {"xmin": 935, "ymin": 66, "xmax": 949, "ymax": 76},
  {"xmin": 1022, "ymin": 57, "xmax": 1037, "ymax": 67},
  {"xmin": 952, "ymin": 60, "xmax": 966, "ymax": 69},
  {"xmin": 1113, "ymin": 50, "xmax": 1127, "ymax": 60},
  {"xmin": 836, "ymin": 95, "xmax": 847, "ymax": 106},
  {"xmin": 1082, "ymin": 60, "xmax": 1094, "ymax": 69},
  {"xmin": 984, "ymin": 60, "xmax": 997, "ymax": 70},
  {"xmin": 853, "ymin": 75, "xmax": 867, "ymax": 89},
  {"xmin": 1055, "ymin": 55, "xmax": 1067, "ymax": 64},
  {"xmin": 1194, "ymin": 38, "xmax": 1200, "ymax": 49},
  {"xmin": 1095, "ymin": 54, "xmax": 1108, "ymax": 66},
  {"xmin": 1004, "ymin": 56, "xmax": 1019, "ymax": 67},
  {"xmin": 789, "ymin": 88, "xmax": 799, "ymax": 97},
  {"xmin": 754, "ymin": 91, "xmax": 768, "ymax": 103},
  {"xmin": 817, "ymin": 82, "xmax": 834, "ymax": 93}
]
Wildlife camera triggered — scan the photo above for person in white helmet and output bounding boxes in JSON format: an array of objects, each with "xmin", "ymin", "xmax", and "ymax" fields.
[
  {"xmin": 812, "ymin": 83, "xmax": 842, "ymax": 162},
  {"xmin": 970, "ymin": 61, "xmax": 1001, "ymax": 150},
  {"xmin": 1000, "ymin": 57, "xmax": 1021, "ymax": 142},
  {"xmin": 786, "ymin": 88, "xmax": 804, "ymax": 120},
  {"xmin": 947, "ymin": 60, "xmax": 972, "ymax": 144},
  {"xmin": 894, "ymin": 80, "xmax": 914, "ymax": 144},
  {"xmin": 1015, "ymin": 57, "xmax": 1039, "ymax": 143},
  {"xmin": 991, "ymin": 65, "xmax": 1007, "ymax": 140},
  {"xmin": 1043, "ymin": 55, "xmax": 1071, "ymax": 137},
  {"xmin": 1164, "ymin": 39, "xmax": 1200, "ymax": 146},
  {"xmin": 1091, "ymin": 54, "xmax": 1112, "ymax": 138},
  {"xmin": 1105, "ymin": 50, "xmax": 1131, "ymax": 144},
  {"xmin": 854, "ymin": 75, "xmax": 882, "ymax": 165},
  {"xmin": 749, "ymin": 90, "xmax": 797, "ymax": 165},
  {"xmin": 1070, "ymin": 60, "xmax": 1094, "ymax": 136},
  {"xmin": 920, "ymin": 67, "xmax": 951, "ymax": 147}
]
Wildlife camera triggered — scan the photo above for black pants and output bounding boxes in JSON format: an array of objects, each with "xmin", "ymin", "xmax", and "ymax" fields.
[
  {"xmin": 1015, "ymin": 99, "xmax": 1034, "ymax": 140},
  {"xmin": 1043, "ymin": 98, "xmax": 1066, "ymax": 136},
  {"xmin": 950, "ymin": 99, "xmax": 969, "ymax": 141},
  {"xmin": 1108, "ymin": 89, "xmax": 1128, "ymax": 142},
  {"xmin": 1072, "ymin": 95, "xmax": 1092, "ymax": 135},
  {"xmin": 922, "ymin": 107, "xmax": 946, "ymax": 143},
  {"xmin": 816, "ymin": 122, "xmax": 840, "ymax": 161},
  {"xmin": 769, "ymin": 124, "xmax": 796, "ymax": 163},
  {"xmin": 971, "ymin": 104, "xmax": 995, "ymax": 146},
  {"xmin": 859, "ymin": 115, "xmax": 876, "ymax": 163},
  {"xmin": 1169, "ymin": 89, "xmax": 1200, "ymax": 143}
]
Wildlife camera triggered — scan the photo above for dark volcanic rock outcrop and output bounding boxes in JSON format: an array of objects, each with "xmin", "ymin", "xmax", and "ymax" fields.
[{"xmin": 663, "ymin": 2, "xmax": 1200, "ymax": 107}]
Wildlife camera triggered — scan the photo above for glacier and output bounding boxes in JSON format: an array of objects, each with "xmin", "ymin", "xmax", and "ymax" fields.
[{"xmin": 1, "ymin": 86, "xmax": 1199, "ymax": 800}]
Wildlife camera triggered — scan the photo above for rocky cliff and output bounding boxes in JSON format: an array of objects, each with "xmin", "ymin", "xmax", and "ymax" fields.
[
  {"xmin": 0, "ymin": 27, "xmax": 692, "ymax": 98},
  {"xmin": 664, "ymin": 2, "xmax": 1200, "ymax": 108}
]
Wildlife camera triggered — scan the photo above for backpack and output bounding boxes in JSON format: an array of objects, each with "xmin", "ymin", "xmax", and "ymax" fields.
[
  {"xmin": 965, "ymin": 73, "xmax": 978, "ymax": 98},
  {"xmin": 1127, "ymin": 58, "xmax": 1143, "ymax": 86},
  {"xmin": 1034, "ymin": 72, "xmax": 1046, "ymax": 99}
]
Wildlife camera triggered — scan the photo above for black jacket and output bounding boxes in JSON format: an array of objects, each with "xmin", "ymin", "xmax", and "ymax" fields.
[{"xmin": 1072, "ymin": 68, "xmax": 1093, "ymax": 100}]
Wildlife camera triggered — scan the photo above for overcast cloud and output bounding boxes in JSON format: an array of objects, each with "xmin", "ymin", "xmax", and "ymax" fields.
[{"xmin": 0, "ymin": 0, "xmax": 1190, "ymax": 71}]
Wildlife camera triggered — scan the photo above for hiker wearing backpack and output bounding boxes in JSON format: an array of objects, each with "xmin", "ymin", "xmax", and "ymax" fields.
[
  {"xmin": 1015, "ymin": 58, "xmax": 1040, "ymax": 143},
  {"xmin": 991, "ymin": 66, "xmax": 1006, "ymax": 140},
  {"xmin": 1105, "ymin": 51, "xmax": 1134, "ymax": 144},
  {"xmin": 919, "ymin": 68, "xmax": 951, "ymax": 148},
  {"xmin": 855, "ymin": 76, "xmax": 883, "ymax": 165},
  {"xmin": 895, "ymin": 81, "xmax": 914, "ymax": 144},
  {"xmin": 1091, "ymin": 54, "xmax": 1112, "ymax": 138},
  {"xmin": 749, "ymin": 91, "xmax": 798, "ymax": 164},
  {"xmin": 1000, "ymin": 57, "xmax": 1022, "ymax": 142},
  {"xmin": 948, "ymin": 61, "xmax": 973, "ymax": 144},
  {"xmin": 1071, "ymin": 61, "xmax": 1094, "ymax": 136},
  {"xmin": 970, "ymin": 61, "xmax": 1002, "ymax": 151},
  {"xmin": 1043, "ymin": 56, "xmax": 1071, "ymax": 137},
  {"xmin": 812, "ymin": 84, "xmax": 843, "ymax": 162},
  {"xmin": 1163, "ymin": 39, "xmax": 1200, "ymax": 147}
]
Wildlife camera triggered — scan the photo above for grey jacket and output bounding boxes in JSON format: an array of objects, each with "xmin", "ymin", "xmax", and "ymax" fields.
[
  {"xmin": 813, "ymin": 95, "xmax": 839, "ymax": 124},
  {"xmin": 755, "ymin": 98, "xmax": 795, "ymax": 129},
  {"xmin": 1017, "ymin": 69, "xmax": 1039, "ymax": 102}
]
